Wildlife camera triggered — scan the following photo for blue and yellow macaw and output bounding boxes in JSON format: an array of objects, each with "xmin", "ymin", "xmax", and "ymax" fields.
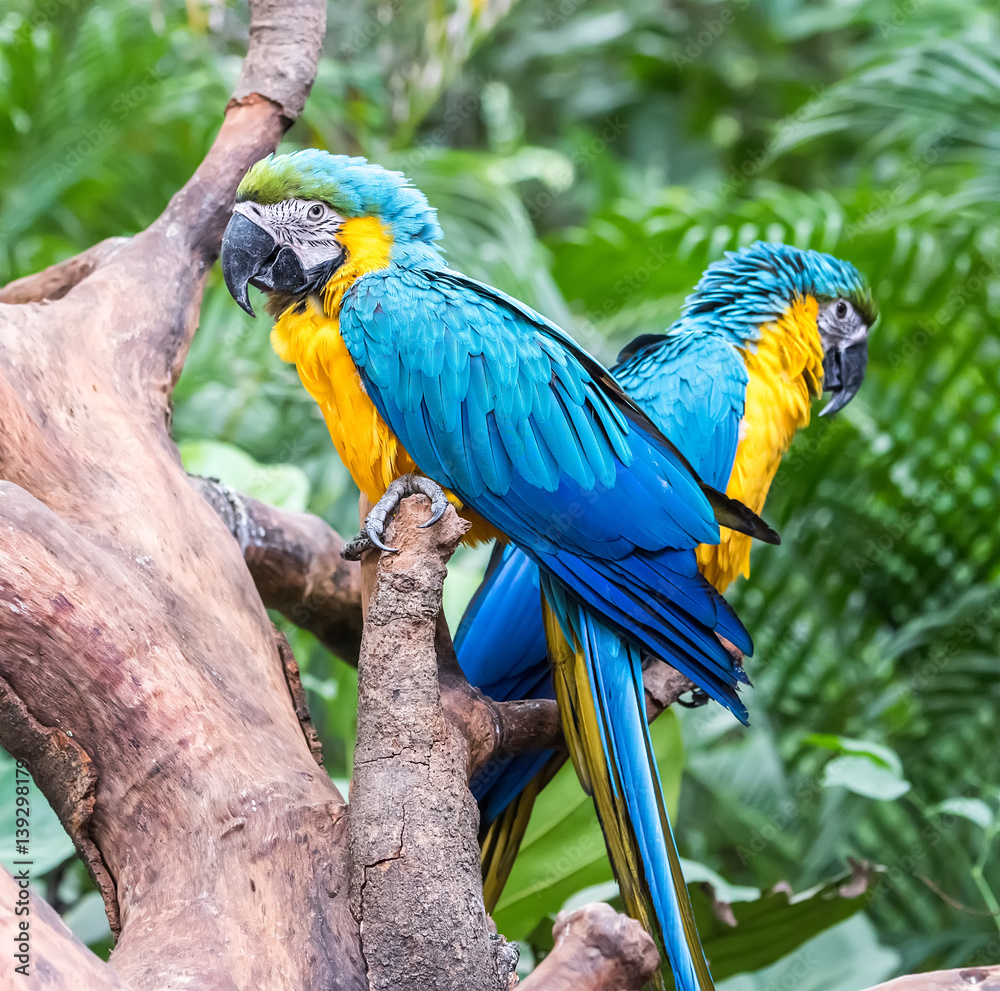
[
  {"xmin": 457, "ymin": 243, "xmax": 875, "ymax": 926},
  {"xmin": 217, "ymin": 151, "xmax": 871, "ymax": 991}
]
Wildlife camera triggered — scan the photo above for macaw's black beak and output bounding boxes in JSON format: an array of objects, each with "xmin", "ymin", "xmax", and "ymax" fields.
[
  {"xmin": 221, "ymin": 212, "xmax": 308, "ymax": 317},
  {"xmin": 820, "ymin": 339, "xmax": 868, "ymax": 416}
]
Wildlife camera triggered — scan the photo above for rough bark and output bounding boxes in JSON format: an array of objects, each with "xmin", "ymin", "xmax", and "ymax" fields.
[
  {"xmin": 518, "ymin": 904, "xmax": 660, "ymax": 991},
  {"xmin": 191, "ymin": 474, "xmax": 365, "ymax": 661},
  {"xmin": 0, "ymin": 1, "xmax": 371, "ymax": 988},
  {"xmin": 348, "ymin": 496, "xmax": 509, "ymax": 991}
]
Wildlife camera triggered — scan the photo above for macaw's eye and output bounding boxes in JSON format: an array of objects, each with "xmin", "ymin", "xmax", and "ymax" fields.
[
  {"xmin": 307, "ymin": 203, "xmax": 325, "ymax": 220},
  {"xmin": 835, "ymin": 300, "xmax": 849, "ymax": 320}
]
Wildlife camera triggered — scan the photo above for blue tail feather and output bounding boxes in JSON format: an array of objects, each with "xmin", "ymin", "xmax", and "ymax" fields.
[{"xmin": 547, "ymin": 589, "xmax": 714, "ymax": 991}]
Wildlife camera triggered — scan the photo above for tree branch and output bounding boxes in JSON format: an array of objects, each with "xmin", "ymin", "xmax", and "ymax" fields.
[
  {"xmin": 197, "ymin": 480, "xmax": 565, "ymax": 769},
  {"xmin": 191, "ymin": 475, "xmax": 365, "ymax": 661},
  {"xmin": 0, "ymin": 1, "xmax": 374, "ymax": 988},
  {"xmin": 518, "ymin": 903, "xmax": 660, "ymax": 991},
  {"xmin": 0, "ymin": 237, "xmax": 129, "ymax": 305},
  {"xmin": 348, "ymin": 495, "xmax": 513, "ymax": 991},
  {"xmin": 863, "ymin": 967, "xmax": 1000, "ymax": 991}
]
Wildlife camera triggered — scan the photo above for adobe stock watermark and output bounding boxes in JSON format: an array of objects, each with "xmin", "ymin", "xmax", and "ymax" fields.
[
  {"xmin": 393, "ymin": 77, "xmax": 498, "ymax": 175},
  {"xmin": 335, "ymin": 0, "xmax": 406, "ymax": 58},
  {"xmin": 717, "ymin": 84, "xmax": 829, "ymax": 199},
  {"xmin": 523, "ymin": 114, "xmax": 628, "ymax": 221},
  {"xmin": 50, "ymin": 62, "xmax": 169, "ymax": 180},
  {"xmin": 673, "ymin": 0, "xmax": 750, "ymax": 69},
  {"xmin": 883, "ymin": 255, "xmax": 1000, "ymax": 372},
  {"xmin": 11, "ymin": 759, "xmax": 33, "ymax": 977},
  {"xmin": 844, "ymin": 122, "xmax": 957, "ymax": 240},
  {"xmin": 877, "ymin": 0, "xmax": 934, "ymax": 39}
]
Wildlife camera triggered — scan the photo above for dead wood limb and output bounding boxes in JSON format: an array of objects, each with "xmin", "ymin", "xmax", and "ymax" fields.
[
  {"xmin": 191, "ymin": 474, "xmax": 365, "ymax": 661},
  {"xmin": 0, "ymin": 868, "xmax": 131, "ymax": 991},
  {"xmin": 0, "ymin": 237, "xmax": 130, "ymax": 305},
  {"xmin": 0, "ymin": 476, "xmax": 362, "ymax": 990},
  {"xmin": 643, "ymin": 657, "xmax": 697, "ymax": 719},
  {"xmin": 435, "ymin": 612, "xmax": 564, "ymax": 776},
  {"xmin": 275, "ymin": 627, "xmax": 326, "ymax": 767},
  {"xmin": 518, "ymin": 903, "xmax": 660, "ymax": 991},
  {"xmin": 863, "ymin": 967, "xmax": 1000, "ymax": 991},
  {"xmin": 348, "ymin": 495, "xmax": 513, "ymax": 991},
  {"xmin": 0, "ymin": 1, "xmax": 373, "ymax": 988}
]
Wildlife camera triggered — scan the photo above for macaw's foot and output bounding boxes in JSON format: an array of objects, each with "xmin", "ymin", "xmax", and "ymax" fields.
[
  {"xmin": 341, "ymin": 474, "xmax": 450, "ymax": 561},
  {"xmin": 676, "ymin": 688, "xmax": 710, "ymax": 709}
]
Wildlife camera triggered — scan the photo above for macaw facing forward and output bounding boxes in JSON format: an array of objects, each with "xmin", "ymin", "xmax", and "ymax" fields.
[
  {"xmin": 220, "ymin": 151, "xmax": 781, "ymax": 991},
  {"xmin": 458, "ymin": 242, "xmax": 875, "ymax": 915}
]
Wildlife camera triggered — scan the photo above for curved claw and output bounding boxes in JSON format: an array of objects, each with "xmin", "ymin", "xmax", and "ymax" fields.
[
  {"xmin": 417, "ymin": 498, "xmax": 448, "ymax": 529},
  {"xmin": 365, "ymin": 522, "xmax": 398, "ymax": 554},
  {"xmin": 407, "ymin": 475, "xmax": 450, "ymax": 529},
  {"xmin": 354, "ymin": 474, "xmax": 451, "ymax": 555}
]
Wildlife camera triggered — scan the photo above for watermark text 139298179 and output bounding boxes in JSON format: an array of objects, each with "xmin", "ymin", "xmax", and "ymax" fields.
[{"xmin": 13, "ymin": 759, "xmax": 32, "ymax": 977}]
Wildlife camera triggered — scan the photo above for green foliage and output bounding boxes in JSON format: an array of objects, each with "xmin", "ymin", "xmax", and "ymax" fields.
[
  {"xmin": 693, "ymin": 866, "xmax": 875, "ymax": 982},
  {"xmin": 3, "ymin": 0, "xmax": 999, "ymax": 980},
  {"xmin": 719, "ymin": 915, "xmax": 900, "ymax": 991},
  {"xmin": 179, "ymin": 438, "xmax": 311, "ymax": 512}
]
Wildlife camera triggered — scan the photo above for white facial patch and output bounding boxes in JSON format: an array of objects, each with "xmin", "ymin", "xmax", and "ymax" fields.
[{"xmin": 233, "ymin": 199, "xmax": 346, "ymax": 271}]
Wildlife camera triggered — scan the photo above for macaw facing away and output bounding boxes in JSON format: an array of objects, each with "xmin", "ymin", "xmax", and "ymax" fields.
[
  {"xmin": 458, "ymin": 242, "xmax": 875, "ymax": 917},
  {"xmin": 220, "ymin": 151, "xmax": 784, "ymax": 991}
]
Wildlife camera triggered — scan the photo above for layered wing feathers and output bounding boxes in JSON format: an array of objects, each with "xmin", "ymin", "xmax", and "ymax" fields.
[
  {"xmin": 341, "ymin": 266, "xmax": 751, "ymax": 715},
  {"xmin": 342, "ymin": 267, "xmax": 720, "ymax": 555}
]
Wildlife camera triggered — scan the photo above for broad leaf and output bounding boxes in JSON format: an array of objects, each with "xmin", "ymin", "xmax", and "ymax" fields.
[
  {"xmin": 694, "ymin": 863, "xmax": 877, "ymax": 981},
  {"xmin": 821, "ymin": 756, "xmax": 911, "ymax": 802}
]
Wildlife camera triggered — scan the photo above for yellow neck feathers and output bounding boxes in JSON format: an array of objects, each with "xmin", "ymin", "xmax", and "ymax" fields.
[
  {"xmin": 697, "ymin": 295, "xmax": 824, "ymax": 591},
  {"xmin": 269, "ymin": 216, "xmax": 416, "ymax": 503},
  {"xmin": 267, "ymin": 215, "xmax": 501, "ymax": 544}
]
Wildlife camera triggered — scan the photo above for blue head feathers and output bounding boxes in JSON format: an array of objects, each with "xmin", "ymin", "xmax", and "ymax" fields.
[
  {"xmin": 673, "ymin": 242, "xmax": 876, "ymax": 346},
  {"xmin": 237, "ymin": 150, "xmax": 444, "ymax": 249}
]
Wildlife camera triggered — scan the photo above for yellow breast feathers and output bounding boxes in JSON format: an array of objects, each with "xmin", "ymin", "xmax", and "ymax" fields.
[
  {"xmin": 270, "ymin": 216, "xmax": 415, "ymax": 504},
  {"xmin": 697, "ymin": 295, "xmax": 824, "ymax": 592}
]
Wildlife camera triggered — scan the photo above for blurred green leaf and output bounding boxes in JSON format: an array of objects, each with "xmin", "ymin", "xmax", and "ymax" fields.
[
  {"xmin": 821, "ymin": 756, "xmax": 911, "ymax": 802},
  {"xmin": 694, "ymin": 864, "xmax": 876, "ymax": 981},
  {"xmin": 681, "ymin": 859, "xmax": 759, "ymax": 905},
  {"xmin": 179, "ymin": 438, "xmax": 310, "ymax": 512},
  {"xmin": 61, "ymin": 890, "xmax": 113, "ymax": 947},
  {"xmin": 804, "ymin": 734, "xmax": 905, "ymax": 777},
  {"xmin": 717, "ymin": 915, "xmax": 900, "ymax": 991},
  {"xmin": 927, "ymin": 798, "xmax": 995, "ymax": 833},
  {"xmin": 0, "ymin": 752, "xmax": 76, "ymax": 876}
]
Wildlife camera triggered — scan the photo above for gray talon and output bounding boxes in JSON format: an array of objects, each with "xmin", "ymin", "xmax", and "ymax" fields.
[
  {"xmin": 366, "ymin": 523, "xmax": 398, "ymax": 554},
  {"xmin": 418, "ymin": 490, "xmax": 449, "ymax": 529},
  {"xmin": 347, "ymin": 474, "xmax": 449, "ymax": 556}
]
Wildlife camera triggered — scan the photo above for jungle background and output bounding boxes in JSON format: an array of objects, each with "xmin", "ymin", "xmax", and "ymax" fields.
[{"xmin": 1, "ymin": 0, "xmax": 998, "ymax": 985}]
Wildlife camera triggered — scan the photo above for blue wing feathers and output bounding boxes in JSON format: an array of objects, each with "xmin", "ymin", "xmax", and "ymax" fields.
[
  {"xmin": 343, "ymin": 267, "xmax": 749, "ymax": 706},
  {"xmin": 454, "ymin": 312, "xmax": 752, "ymax": 816}
]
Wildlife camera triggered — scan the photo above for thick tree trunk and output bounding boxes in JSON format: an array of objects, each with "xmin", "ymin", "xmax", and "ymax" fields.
[{"xmin": 0, "ymin": 2, "xmax": 661, "ymax": 989}]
